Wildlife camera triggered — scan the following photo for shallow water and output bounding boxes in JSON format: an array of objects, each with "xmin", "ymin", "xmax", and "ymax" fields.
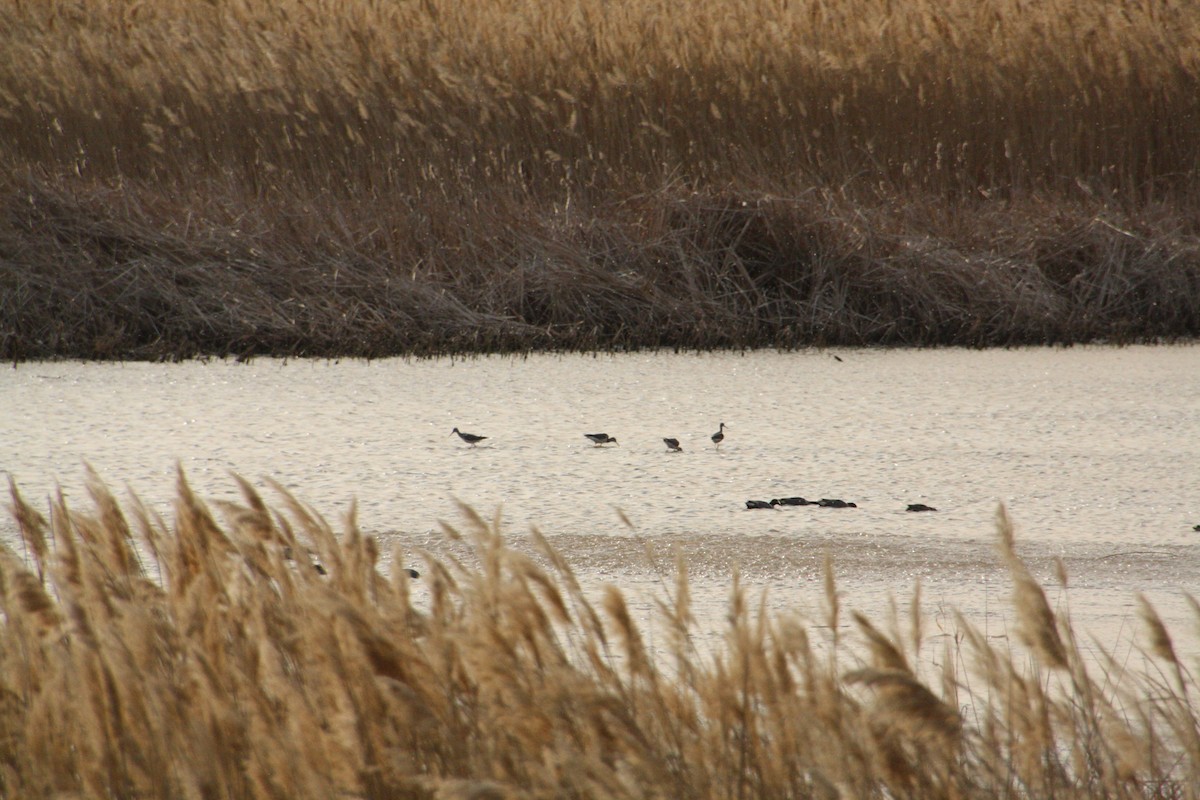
[{"xmin": 3, "ymin": 347, "xmax": 1198, "ymax": 662}]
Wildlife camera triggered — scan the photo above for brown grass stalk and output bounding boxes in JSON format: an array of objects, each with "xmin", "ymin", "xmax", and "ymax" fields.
[{"xmin": 0, "ymin": 473, "xmax": 1197, "ymax": 798}]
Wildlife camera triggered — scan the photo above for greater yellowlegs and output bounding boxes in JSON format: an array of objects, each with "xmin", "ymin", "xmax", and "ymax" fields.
[
  {"xmin": 663, "ymin": 437, "xmax": 682, "ymax": 452},
  {"xmin": 451, "ymin": 427, "xmax": 487, "ymax": 447},
  {"xmin": 584, "ymin": 433, "xmax": 618, "ymax": 446},
  {"xmin": 711, "ymin": 422, "xmax": 727, "ymax": 449}
]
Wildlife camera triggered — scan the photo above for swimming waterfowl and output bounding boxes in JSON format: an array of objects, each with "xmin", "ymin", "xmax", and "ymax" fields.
[
  {"xmin": 774, "ymin": 497, "xmax": 813, "ymax": 506},
  {"xmin": 712, "ymin": 422, "xmax": 727, "ymax": 449},
  {"xmin": 817, "ymin": 498, "xmax": 857, "ymax": 508},
  {"xmin": 907, "ymin": 503, "xmax": 938, "ymax": 512},
  {"xmin": 584, "ymin": 433, "xmax": 618, "ymax": 446},
  {"xmin": 451, "ymin": 427, "xmax": 487, "ymax": 447},
  {"xmin": 320, "ymin": 564, "xmax": 417, "ymax": 578},
  {"xmin": 663, "ymin": 438, "xmax": 683, "ymax": 452},
  {"xmin": 746, "ymin": 499, "xmax": 779, "ymax": 509}
]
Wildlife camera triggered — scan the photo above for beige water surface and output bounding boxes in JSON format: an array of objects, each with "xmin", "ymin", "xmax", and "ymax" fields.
[{"xmin": 3, "ymin": 347, "xmax": 1198, "ymax": 662}]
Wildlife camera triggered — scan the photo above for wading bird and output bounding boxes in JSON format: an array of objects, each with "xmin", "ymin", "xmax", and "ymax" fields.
[
  {"xmin": 584, "ymin": 433, "xmax": 618, "ymax": 446},
  {"xmin": 711, "ymin": 422, "xmax": 727, "ymax": 449},
  {"xmin": 451, "ymin": 427, "xmax": 487, "ymax": 447},
  {"xmin": 663, "ymin": 437, "xmax": 682, "ymax": 452}
]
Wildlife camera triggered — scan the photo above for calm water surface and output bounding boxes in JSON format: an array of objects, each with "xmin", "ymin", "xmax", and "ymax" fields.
[{"xmin": 3, "ymin": 347, "xmax": 1198, "ymax": 660}]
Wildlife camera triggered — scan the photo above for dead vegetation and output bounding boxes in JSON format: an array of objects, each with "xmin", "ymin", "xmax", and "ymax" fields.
[
  {"xmin": 2, "ymin": 0, "xmax": 1200, "ymax": 359},
  {"xmin": 1, "ymin": 472, "xmax": 1198, "ymax": 799}
]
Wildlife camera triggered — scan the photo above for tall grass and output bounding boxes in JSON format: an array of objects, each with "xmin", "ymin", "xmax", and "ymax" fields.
[
  {"xmin": 4, "ymin": 0, "xmax": 1198, "ymax": 194},
  {"xmin": 2, "ymin": 472, "xmax": 1197, "ymax": 799},
  {"xmin": 2, "ymin": 0, "xmax": 1200, "ymax": 358}
]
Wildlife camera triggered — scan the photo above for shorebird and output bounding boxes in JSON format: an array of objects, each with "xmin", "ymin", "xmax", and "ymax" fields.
[
  {"xmin": 584, "ymin": 433, "xmax": 618, "ymax": 446},
  {"xmin": 746, "ymin": 499, "xmax": 779, "ymax": 510},
  {"xmin": 663, "ymin": 437, "xmax": 682, "ymax": 452},
  {"xmin": 451, "ymin": 427, "xmax": 487, "ymax": 447},
  {"xmin": 906, "ymin": 503, "xmax": 938, "ymax": 512},
  {"xmin": 711, "ymin": 422, "xmax": 727, "ymax": 449}
]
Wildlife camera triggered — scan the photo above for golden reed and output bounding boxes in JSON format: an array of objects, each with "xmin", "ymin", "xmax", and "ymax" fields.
[{"xmin": 1, "ymin": 469, "xmax": 1197, "ymax": 798}]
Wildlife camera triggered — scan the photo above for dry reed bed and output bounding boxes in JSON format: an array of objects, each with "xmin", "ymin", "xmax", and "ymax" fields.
[
  {"xmin": 3, "ymin": 0, "xmax": 1200, "ymax": 358},
  {"xmin": 2, "ymin": 472, "xmax": 1198, "ymax": 799},
  {"xmin": 3, "ymin": 0, "xmax": 1198, "ymax": 191}
]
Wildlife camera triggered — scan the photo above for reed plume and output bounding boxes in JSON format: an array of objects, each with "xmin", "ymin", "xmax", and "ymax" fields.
[
  {"xmin": 995, "ymin": 503, "xmax": 1068, "ymax": 669},
  {"xmin": 0, "ymin": 473, "xmax": 1196, "ymax": 798}
]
